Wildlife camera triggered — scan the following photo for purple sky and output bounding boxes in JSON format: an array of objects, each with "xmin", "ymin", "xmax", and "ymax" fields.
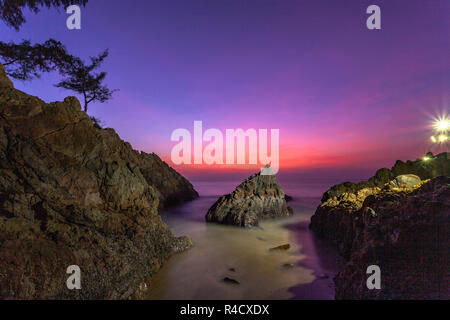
[{"xmin": 2, "ymin": 0, "xmax": 449, "ymax": 180}]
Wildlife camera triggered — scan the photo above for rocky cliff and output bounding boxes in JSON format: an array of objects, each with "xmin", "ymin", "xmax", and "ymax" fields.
[
  {"xmin": 333, "ymin": 176, "xmax": 449, "ymax": 299},
  {"xmin": 136, "ymin": 151, "xmax": 198, "ymax": 209},
  {"xmin": 320, "ymin": 152, "xmax": 449, "ymax": 203},
  {"xmin": 310, "ymin": 154, "xmax": 449, "ymax": 299},
  {"xmin": 206, "ymin": 167, "xmax": 293, "ymax": 228},
  {"xmin": 0, "ymin": 63, "xmax": 196, "ymax": 299}
]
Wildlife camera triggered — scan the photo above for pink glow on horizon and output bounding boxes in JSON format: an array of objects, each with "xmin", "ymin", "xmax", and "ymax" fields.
[{"xmin": 2, "ymin": 0, "xmax": 448, "ymax": 178}]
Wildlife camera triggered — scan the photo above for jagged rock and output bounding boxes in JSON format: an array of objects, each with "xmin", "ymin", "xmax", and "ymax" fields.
[
  {"xmin": 0, "ymin": 64, "xmax": 196, "ymax": 299},
  {"xmin": 136, "ymin": 152, "xmax": 198, "ymax": 209},
  {"xmin": 310, "ymin": 153, "xmax": 450, "ymax": 299},
  {"xmin": 311, "ymin": 155, "xmax": 448, "ymax": 257},
  {"xmin": 310, "ymin": 186, "xmax": 381, "ymax": 257},
  {"xmin": 335, "ymin": 177, "xmax": 449, "ymax": 299},
  {"xmin": 320, "ymin": 153, "xmax": 449, "ymax": 202},
  {"xmin": 388, "ymin": 174, "xmax": 421, "ymax": 189},
  {"xmin": 205, "ymin": 167, "xmax": 292, "ymax": 227}
]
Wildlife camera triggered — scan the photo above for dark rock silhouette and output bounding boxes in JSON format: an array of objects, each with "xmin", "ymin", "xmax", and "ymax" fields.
[
  {"xmin": 0, "ymin": 63, "xmax": 197, "ymax": 299},
  {"xmin": 205, "ymin": 167, "xmax": 292, "ymax": 227}
]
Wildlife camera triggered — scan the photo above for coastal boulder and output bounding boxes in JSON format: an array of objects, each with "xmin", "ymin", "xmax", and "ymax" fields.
[
  {"xmin": 388, "ymin": 174, "xmax": 421, "ymax": 189},
  {"xmin": 205, "ymin": 166, "xmax": 293, "ymax": 228}
]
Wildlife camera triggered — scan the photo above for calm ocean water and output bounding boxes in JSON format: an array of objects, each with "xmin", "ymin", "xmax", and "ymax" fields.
[{"xmin": 146, "ymin": 179, "xmax": 341, "ymax": 300}]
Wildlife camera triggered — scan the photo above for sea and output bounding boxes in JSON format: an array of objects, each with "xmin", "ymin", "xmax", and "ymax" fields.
[
  {"xmin": 145, "ymin": 177, "xmax": 352, "ymax": 300},
  {"xmin": 146, "ymin": 176, "xmax": 352, "ymax": 300}
]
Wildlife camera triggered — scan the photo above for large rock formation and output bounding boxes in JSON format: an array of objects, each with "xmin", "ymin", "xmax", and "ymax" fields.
[
  {"xmin": 0, "ymin": 63, "xmax": 196, "ymax": 299},
  {"xmin": 334, "ymin": 177, "xmax": 449, "ymax": 299},
  {"xmin": 137, "ymin": 152, "xmax": 198, "ymax": 209},
  {"xmin": 320, "ymin": 152, "xmax": 449, "ymax": 203},
  {"xmin": 310, "ymin": 155, "xmax": 449, "ymax": 299},
  {"xmin": 205, "ymin": 167, "xmax": 293, "ymax": 227},
  {"xmin": 311, "ymin": 184, "xmax": 381, "ymax": 258}
]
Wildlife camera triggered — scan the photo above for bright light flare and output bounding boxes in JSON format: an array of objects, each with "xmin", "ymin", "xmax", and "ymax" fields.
[
  {"xmin": 434, "ymin": 117, "xmax": 449, "ymax": 132},
  {"xmin": 431, "ymin": 136, "xmax": 437, "ymax": 143},
  {"xmin": 423, "ymin": 157, "xmax": 430, "ymax": 161},
  {"xmin": 439, "ymin": 135, "xmax": 448, "ymax": 142}
]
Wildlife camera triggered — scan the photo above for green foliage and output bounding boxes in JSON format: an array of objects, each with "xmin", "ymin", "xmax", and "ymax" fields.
[
  {"xmin": 55, "ymin": 50, "xmax": 117, "ymax": 112},
  {"xmin": 0, "ymin": 0, "xmax": 88, "ymax": 30},
  {"xmin": 0, "ymin": 0, "xmax": 116, "ymax": 113},
  {"xmin": 0, "ymin": 39, "xmax": 67, "ymax": 80}
]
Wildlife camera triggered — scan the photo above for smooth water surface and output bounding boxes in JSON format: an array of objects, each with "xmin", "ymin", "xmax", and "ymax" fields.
[{"xmin": 147, "ymin": 180, "xmax": 340, "ymax": 300}]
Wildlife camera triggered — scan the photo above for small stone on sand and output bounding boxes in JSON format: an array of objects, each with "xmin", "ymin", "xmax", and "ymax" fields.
[
  {"xmin": 269, "ymin": 244, "xmax": 291, "ymax": 251},
  {"xmin": 222, "ymin": 277, "xmax": 240, "ymax": 285}
]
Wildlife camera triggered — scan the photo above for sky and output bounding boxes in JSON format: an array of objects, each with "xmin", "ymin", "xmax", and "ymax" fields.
[{"xmin": 1, "ymin": 0, "xmax": 449, "ymax": 181}]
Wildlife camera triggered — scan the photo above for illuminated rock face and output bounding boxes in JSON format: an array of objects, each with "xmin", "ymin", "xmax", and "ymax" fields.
[
  {"xmin": 320, "ymin": 152, "xmax": 449, "ymax": 203},
  {"xmin": 310, "ymin": 158, "xmax": 450, "ymax": 299},
  {"xmin": 388, "ymin": 174, "xmax": 421, "ymax": 189},
  {"xmin": 205, "ymin": 169, "xmax": 293, "ymax": 228},
  {"xmin": 0, "ymin": 64, "xmax": 196, "ymax": 299},
  {"xmin": 334, "ymin": 177, "xmax": 449, "ymax": 300}
]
